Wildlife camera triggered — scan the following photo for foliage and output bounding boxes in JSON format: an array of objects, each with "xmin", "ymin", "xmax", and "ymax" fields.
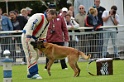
[{"xmin": 0, "ymin": 0, "xmax": 69, "ymax": 15}]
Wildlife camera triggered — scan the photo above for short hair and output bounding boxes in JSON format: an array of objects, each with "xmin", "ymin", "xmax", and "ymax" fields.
[
  {"xmin": 9, "ymin": 11, "xmax": 17, "ymax": 15},
  {"xmin": 65, "ymin": 13, "xmax": 71, "ymax": 17},
  {"xmin": 111, "ymin": 5, "xmax": 117, "ymax": 10},
  {"xmin": 47, "ymin": 9, "xmax": 57, "ymax": 15}
]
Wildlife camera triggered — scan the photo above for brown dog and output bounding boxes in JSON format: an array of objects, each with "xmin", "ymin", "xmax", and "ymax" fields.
[{"xmin": 31, "ymin": 41, "xmax": 91, "ymax": 77}]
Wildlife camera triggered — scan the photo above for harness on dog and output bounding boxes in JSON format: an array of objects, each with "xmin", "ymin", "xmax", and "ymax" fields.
[{"xmin": 87, "ymin": 59, "xmax": 97, "ymax": 76}]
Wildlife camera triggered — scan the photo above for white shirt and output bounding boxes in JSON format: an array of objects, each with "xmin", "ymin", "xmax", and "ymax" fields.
[{"xmin": 102, "ymin": 10, "xmax": 119, "ymax": 31}]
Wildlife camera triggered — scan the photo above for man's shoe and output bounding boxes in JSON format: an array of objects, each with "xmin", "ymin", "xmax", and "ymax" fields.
[{"xmin": 31, "ymin": 74, "xmax": 42, "ymax": 79}]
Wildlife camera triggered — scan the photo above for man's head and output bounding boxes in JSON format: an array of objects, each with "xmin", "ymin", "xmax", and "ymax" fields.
[
  {"xmin": 61, "ymin": 7, "xmax": 68, "ymax": 17},
  {"xmin": 94, "ymin": 0, "xmax": 100, "ymax": 7},
  {"xmin": 78, "ymin": 5, "xmax": 85, "ymax": 14},
  {"xmin": 9, "ymin": 11, "xmax": 17, "ymax": 20},
  {"xmin": 65, "ymin": 13, "xmax": 71, "ymax": 22},
  {"xmin": 26, "ymin": 7, "xmax": 32, "ymax": 15},
  {"xmin": 46, "ymin": 9, "xmax": 57, "ymax": 21},
  {"xmin": 110, "ymin": 5, "xmax": 117, "ymax": 15}
]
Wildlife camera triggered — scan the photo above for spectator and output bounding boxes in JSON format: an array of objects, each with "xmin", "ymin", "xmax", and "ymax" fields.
[
  {"xmin": 65, "ymin": 13, "xmax": 79, "ymax": 48},
  {"xmin": 74, "ymin": 0, "xmax": 94, "ymax": 16},
  {"xmin": 85, "ymin": 7, "xmax": 102, "ymax": 58},
  {"xmin": 20, "ymin": 8, "xmax": 30, "ymax": 19},
  {"xmin": 102, "ymin": 5, "xmax": 119, "ymax": 58},
  {"xmin": 68, "ymin": 5, "xmax": 74, "ymax": 17},
  {"xmin": 59, "ymin": 7, "xmax": 68, "ymax": 17},
  {"xmin": 25, "ymin": 7, "xmax": 32, "ymax": 16},
  {"xmin": 75, "ymin": 5, "xmax": 87, "ymax": 28},
  {"xmin": 9, "ymin": 11, "xmax": 28, "ymax": 63},
  {"xmin": 75, "ymin": 5, "xmax": 87, "ymax": 52},
  {"xmin": 93, "ymin": 0, "xmax": 106, "ymax": 25},
  {"xmin": 45, "ymin": 12, "xmax": 69, "ymax": 70},
  {"xmin": 21, "ymin": 9, "xmax": 57, "ymax": 79},
  {"xmin": 0, "ymin": 7, "xmax": 13, "ymax": 58},
  {"xmin": 92, "ymin": 0, "xmax": 106, "ymax": 57}
]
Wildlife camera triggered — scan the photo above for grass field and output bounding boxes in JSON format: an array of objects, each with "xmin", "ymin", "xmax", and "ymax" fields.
[{"xmin": 0, "ymin": 60, "xmax": 124, "ymax": 82}]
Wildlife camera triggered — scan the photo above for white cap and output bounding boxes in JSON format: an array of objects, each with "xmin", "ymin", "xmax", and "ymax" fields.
[
  {"xmin": 62, "ymin": 7, "xmax": 68, "ymax": 12},
  {"xmin": 26, "ymin": 7, "xmax": 32, "ymax": 11}
]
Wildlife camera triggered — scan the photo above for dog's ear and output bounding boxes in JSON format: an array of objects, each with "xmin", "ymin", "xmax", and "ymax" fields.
[{"xmin": 30, "ymin": 41, "xmax": 37, "ymax": 48}]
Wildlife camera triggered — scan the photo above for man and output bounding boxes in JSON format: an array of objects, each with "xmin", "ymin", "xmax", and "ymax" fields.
[
  {"xmin": 9, "ymin": 11, "xmax": 28, "ymax": 63},
  {"xmin": 0, "ymin": 8, "xmax": 13, "ymax": 58},
  {"xmin": 21, "ymin": 9, "xmax": 57, "ymax": 79},
  {"xmin": 65, "ymin": 13, "xmax": 79, "ymax": 48},
  {"xmin": 92, "ymin": 0, "xmax": 106, "ymax": 58},
  {"xmin": 102, "ymin": 5, "xmax": 119, "ymax": 58},
  {"xmin": 75, "ymin": 5, "xmax": 87, "ymax": 28},
  {"xmin": 93, "ymin": 0, "xmax": 106, "ymax": 25},
  {"xmin": 75, "ymin": 5, "xmax": 87, "ymax": 52},
  {"xmin": 45, "ymin": 11, "xmax": 69, "ymax": 70},
  {"xmin": 74, "ymin": 0, "xmax": 94, "ymax": 16},
  {"xmin": 26, "ymin": 7, "xmax": 32, "ymax": 15}
]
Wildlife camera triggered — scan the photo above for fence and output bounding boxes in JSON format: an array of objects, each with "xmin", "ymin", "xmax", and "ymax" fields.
[{"xmin": 0, "ymin": 26, "xmax": 124, "ymax": 64}]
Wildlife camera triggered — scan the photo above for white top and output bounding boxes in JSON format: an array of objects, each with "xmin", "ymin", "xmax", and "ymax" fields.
[
  {"xmin": 96, "ymin": 58, "xmax": 113, "ymax": 62},
  {"xmin": 67, "ymin": 19, "xmax": 79, "ymax": 30},
  {"xmin": 102, "ymin": 10, "xmax": 120, "ymax": 31},
  {"xmin": 23, "ymin": 13, "xmax": 48, "ymax": 39}
]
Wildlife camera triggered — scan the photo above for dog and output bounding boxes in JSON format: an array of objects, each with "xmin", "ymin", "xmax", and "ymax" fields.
[{"xmin": 31, "ymin": 40, "xmax": 91, "ymax": 77}]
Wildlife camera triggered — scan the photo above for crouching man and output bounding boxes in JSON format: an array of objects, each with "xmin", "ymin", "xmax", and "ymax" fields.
[{"xmin": 21, "ymin": 9, "xmax": 57, "ymax": 79}]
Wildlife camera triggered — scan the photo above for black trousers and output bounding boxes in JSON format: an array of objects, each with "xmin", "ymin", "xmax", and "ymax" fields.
[{"xmin": 45, "ymin": 42, "xmax": 67, "ymax": 69}]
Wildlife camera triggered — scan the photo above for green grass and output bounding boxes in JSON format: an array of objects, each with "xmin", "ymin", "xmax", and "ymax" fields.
[{"xmin": 0, "ymin": 60, "xmax": 124, "ymax": 82}]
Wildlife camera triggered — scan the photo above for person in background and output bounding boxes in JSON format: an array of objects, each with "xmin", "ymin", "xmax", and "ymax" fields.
[
  {"xmin": 68, "ymin": 5, "xmax": 74, "ymax": 17},
  {"xmin": 75, "ymin": 5, "xmax": 87, "ymax": 28},
  {"xmin": 102, "ymin": 5, "xmax": 120, "ymax": 58},
  {"xmin": 85, "ymin": 7, "xmax": 102, "ymax": 58},
  {"xmin": 59, "ymin": 7, "xmax": 68, "ymax": 18},
  {"xmin": 93, "ymin": 0, "xmax": 106, "ymax": 26},
  {"xmin": 0, "ymin": 7, "xmax": 13, "ymax": 58},
  {"xmin": 25, "ymin": 7, "xmax": 32, "ymax": 16},
  {"xmin": 75, "ymin": 5, "xmax": 87, "ymax": 53},
  {"xmin": 65, "ymin": 13, "xmax": 79, "ymax": 48},
  {"xmin": 20, "ymin": 8, "xmax": 30, "ymax": 20},
  {"xmin": 9, "ymin": 11, "xmax": 28, "ymax": 63},
  {"xmin": 92, "ymin": 0, "xmax": 106, "ymax": 57},
  {"xmin": 45, "ymin": 11, "xmax": 69, "ymax": 70},
  {"xmin": 21, "ymin": 9, "xmax": 57, "ymax": 79},
  {"xmin": 74, "ymin": 0, "xmax": 94, "ymax": 16}
]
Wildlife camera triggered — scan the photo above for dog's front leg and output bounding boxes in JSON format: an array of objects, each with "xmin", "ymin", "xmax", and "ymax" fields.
[{"xmin": 47, "ymin": 59, "xmax": 54, "ymax": 76}]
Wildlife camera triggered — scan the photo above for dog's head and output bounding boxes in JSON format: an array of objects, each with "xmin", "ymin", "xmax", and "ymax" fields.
[{"xmin": 30, "ymin": 40, "xmax": 45, "ymax": 49}]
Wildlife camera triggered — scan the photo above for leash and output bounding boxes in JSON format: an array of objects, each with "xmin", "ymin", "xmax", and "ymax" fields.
[{"xmin": 87, "ymin": 59, "xmax": 97, "ymax": 76}]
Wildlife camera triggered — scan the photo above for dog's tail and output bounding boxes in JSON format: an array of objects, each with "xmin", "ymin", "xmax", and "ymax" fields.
[{"xmin": 79, "ymin": 51, "xmax": 91, "ymax": 60}]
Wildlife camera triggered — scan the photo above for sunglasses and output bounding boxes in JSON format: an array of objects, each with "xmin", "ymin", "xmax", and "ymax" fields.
[{"xmin": 79, "ymin": 8, "xmax": 84, "ymax": 10}]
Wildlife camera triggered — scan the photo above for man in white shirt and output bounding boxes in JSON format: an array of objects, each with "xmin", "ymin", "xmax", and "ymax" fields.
[{"xmin": 102, "ymin": 5, "xmax": 119, "ymax": 58}]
